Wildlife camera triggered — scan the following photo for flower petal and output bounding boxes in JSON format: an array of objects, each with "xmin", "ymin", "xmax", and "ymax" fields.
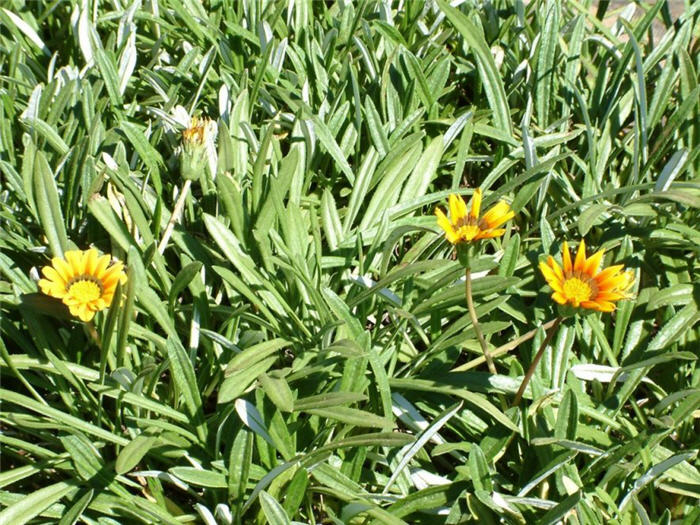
[
  {"xmin": 597, "ymin": 302, "xmax": 617, "ymax": 312},
  {"xmin": 552, "ymin": 292, "xmax": 568, "ymax": 305},
  {"xmin": 593, "ymin": 265, "xmax": 625, "ymax": 288},
  {"xmin": 52, "ymin": 257, "xmax": 74, "ymax": 282},
  {"xmin": 547, "ymin": 256, "xmax": 564, "ymax": 281},
  {"xmin": 84, "ymin": 248, "xmax": 99, "ymax": 276},
  {"xmin": 470, "ymin": 188, "xmax": 482, "ymax": 220},
  {"xmin": 574, "ymin": 239, "xmax": 587, "ymax": 273},
  {"xmin": 94, "ymin": 254, "xmax": 111, "ymax": 279},
  {"xmin": 437, "ymin": 208, "xmax": 459, "ymax": 244},
  {"xmin": 580, "ymin": 300, "xmax": 602, "ymax": 311},
  {"xmin": 474, "ymin": 228, "xmax": 506, "ymax": 239},
  {"xmin": 583, "ymin": 249, "xmax": 605, "ymax": 277},
  {"xmin": 480, "ymin": 201, "xmax": 513, "ymax": 229},
  {"xmin": 41, "ymin": 266, "xmax": 66, "ymax": 287},
  {"xmin": 38, "ymin": 279, "xmax": 66, "ymax": 299},
  {"xmin": 584, "ymin": 249, "xmax": 605, "ymax": 277},
  {"xmin": 595, "ymin": 291, "xmax": 626, "ymax": 301},
  {"xmin": 562, "ymin": 242, "xmax": 572, "ymax": 275},
  {"xmin": 65, "ymin": 250, "xmax": 84, "ymax": 275},
  {"xmin": 445, "ymin": 230, "xmax": 460, "ymax": 244},
  {"xmin": 539, "ymin": 261, "xmax": 558, "ymax": 285},
  {"xmin": 449, "ymin": 194, "xmax": 468, "ymax": 223},
  {"xmin": 95, "ymin": 298, "xmax": 109, "ymax": 310},
  {"xmin": 619, "ymin": 270, "xmax": 636, "ymax": 292},
  {"xmin": 435, "ymin": 208, "xmax": 454, "ymax": 235},
  {"xmin": 596, "ymin": 271, "xmax": 628, "ymax": 291},
  {"xmin": 77, "ymin": 306, "xmax": 95, "ymax": 322},
  {"xmin": 487, "ymin": 208, "xmax": 515, "ymax": 230}
]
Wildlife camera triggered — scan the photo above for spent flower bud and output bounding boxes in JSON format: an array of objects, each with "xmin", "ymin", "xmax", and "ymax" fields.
[{"xmin": 181, "ymin": 116, "xmax": 217, "ymax": 181}]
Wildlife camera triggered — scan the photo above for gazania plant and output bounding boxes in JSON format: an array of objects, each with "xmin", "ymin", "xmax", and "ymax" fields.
[
  {"xmin": 512, "ymin": 240, "xmax": 636, "ymax": 407},
  {"xmin": 435, "ymin": 189, "xmax": 515, "ymax": 405},
  {"xmin": 3, "ymin": 1, "xmax": 698, "ymax": 523},
  {"xmin": 38, "ymin": 249, "xmax": 127, "ymax": 322}
]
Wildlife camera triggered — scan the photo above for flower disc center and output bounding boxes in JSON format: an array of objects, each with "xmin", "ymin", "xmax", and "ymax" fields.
[
  {"xmin": 563, "ymin": 277, "xmax": 593, "ymax": 304},
  {"xmin": 456, "ymin": 220, "xmax": 480, "ymax": 241},
  {"xmin": 66, "ymin": 278, "xmax": 102, "ymax": 303}
]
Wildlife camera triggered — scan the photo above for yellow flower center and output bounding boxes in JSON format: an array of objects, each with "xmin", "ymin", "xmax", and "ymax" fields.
[
  {"xmin": 66, "ymin": 278, "xmax": 103, "ymax": 303},
  {"xmin": 456, "ymin": 223, "xmax": 481, "ymax": 241},
  {"xmin": 562, "ymin": 277, "xmax": 593, "ymax": 304}
]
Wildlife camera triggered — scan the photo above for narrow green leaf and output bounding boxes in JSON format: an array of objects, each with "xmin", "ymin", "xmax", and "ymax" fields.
[
  {"xmin": 293, "ymin": 392, "xmax": 367, "ymax": 411},
  {"xmin": 469, "ymin": 444, "xmax": 492, "ymax": 492},
  {"xmin": 170, "ymin": 467, "xmax": 227, "ymax": 488},
  {"xmin": 225, "ymin": 338, "xmax": 288, "ymax": 374},
  {"xmin": 577, "ymin": 203, "xmax": 609, "ymax": 236},
  {"xmin": 364, "ymin": 97, "xmax": 389, "ymax": 157},
  {"xmin": 57, "ymin": 489, "xmax": 93, "ymax": 525},
  {"xmin": 259, "ymin": 373, "xmax": 294, "ymax": 413},
  {"xmin": 517, "ymin": 451, "xmax": 577, "ymax": 497},
  {"xmin": 25, "ymin": 118, "xmax": 69, "ymax": 155},
  {"xmin": 119, "ymin": 121, "xmax": 165, "ymax": 180},
  {"xmin": 535, "ymin": 2, "xmax": 559, "ymax": 127},
  {"xmin": 321, "ymin": 188, "xmax": 343, "ymax": 251},
  {"xmin": 306, "ymin": 407, "xmax": 393, "ymax": 429},
  {"xmin": 33, "ymin": 151, "xmax": 67, "ymax": 256},
  {"xmin": 620, "ymin": 452, "xmax": 697, "ymax": 511},
  {"xmin": 115, "ymin": 434, "xmax": 159, "ymax": 475},
  {"xmin": 282, "ymin": 468, "xmax": 309, "ymax": 517},
  {"xmin": 88, "ymin": 195, "xmax": 137, "ymax": 252},
  {"xmin": 554, "ymin": 389, "xmax": 578, "ymax": 440},
  {"xmin": 93, "ymin": 46, "xmax": 123, "ymax": 107},
  {"xmin": 166, "ymin": 336, "xmax": 206, "ymax": 442},
  {"xmin": 538, "ymin": 491, "xmax": 581, "ymax": 525},
  {"xmin": 259, "ymin": 491, "xmax": 292, "ymax": 525},
  {"xmin": 648, "ymin": 303, "xmax": 698, "ymax": 351},
  {"xmin": 168, "ymin": 261, "xmax": 203, "ymax": 311},
  {"xmin": 228, "ymin": 429, "xmax": 253, "ymax": 504}
]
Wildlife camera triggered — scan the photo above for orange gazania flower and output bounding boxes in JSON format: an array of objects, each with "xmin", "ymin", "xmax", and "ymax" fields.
[
  {"xmin": 38, "ymin": 249, "xmax": 127, "ymax": 322},
  {"xmin": 435, "ymin": 189, "xmax": 514, "ymax": 244},
  {"xmin": 539, "ymin": 240, "xmax": 635, "ymax": 312}
]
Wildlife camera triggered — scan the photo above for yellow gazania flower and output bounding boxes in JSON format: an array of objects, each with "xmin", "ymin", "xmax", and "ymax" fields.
[
  {"xmin": 38, "ymin": 249, "xmax": 127, "ymax": 322},
  {"xmin": 539, "ymin": 240, "xmax": 635, "ymax": 313},
  {"xmin": 435, "ymin": 189, "xmax": 515, "ymax": 244}
]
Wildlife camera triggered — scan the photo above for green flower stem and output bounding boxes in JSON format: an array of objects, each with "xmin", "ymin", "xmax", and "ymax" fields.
[
  {"xmin": 512, "ymin": 316, "xmax": 564, "ymax": 408},
  {"xmin": 465, "ymin": 267, "xmax": 508, "ymax": 410},
  {"xmin": 465, "ymin": 268, "xmax": 496, "ymax": 374},
  {"xmin": 158, "ymin": 179, "xmax": 192, "ymax": 255}
]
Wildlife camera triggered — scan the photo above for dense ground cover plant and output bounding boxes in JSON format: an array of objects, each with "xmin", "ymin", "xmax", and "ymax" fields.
[{"xmin": 1, "ymin": 0, "xmax": 698, "ymax": 523}]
